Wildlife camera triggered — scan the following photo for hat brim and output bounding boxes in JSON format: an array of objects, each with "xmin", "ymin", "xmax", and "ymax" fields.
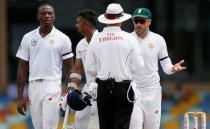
[
  {"xmin": 132, "ymin": 15, "xmax": 151, "ymax": 19},
  {"xmin": 98, "ymin": 13, "xmax": 131, "ymax": 24}
]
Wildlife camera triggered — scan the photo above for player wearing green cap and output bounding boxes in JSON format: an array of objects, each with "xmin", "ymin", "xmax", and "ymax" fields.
[{"xmin": 129, "ymin": 8, "xmax": 186, "ymax": 129}]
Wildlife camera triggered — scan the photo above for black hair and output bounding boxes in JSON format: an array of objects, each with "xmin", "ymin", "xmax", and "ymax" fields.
[
  {"xmin": 37, "ymin": 3, "xmax": 54, "ymax": 13},
  {"xmin": 77, "ymin": 9, "xmax": 97, "ymax": 27}
]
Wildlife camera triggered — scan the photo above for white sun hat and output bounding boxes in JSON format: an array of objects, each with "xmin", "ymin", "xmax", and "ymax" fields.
[{"xmin": 98, "ymin": 3, "xmax": 132, "ymax": 24}]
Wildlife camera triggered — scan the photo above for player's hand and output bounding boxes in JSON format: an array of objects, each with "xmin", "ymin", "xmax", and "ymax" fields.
[
  {"xmin": 67, "ymin": 84, "xmax": 82, "ymax": 95},
  {"xmin": 171, "ymin": 60, "xmax": 187, "ymax": 73},
  {"xmin": 81, "ymin": 92, "xmax": 92, "ymax": 106},
  {"xmin": 83, "ymin": 83, "xmax": 98, "ymax": 100},
  {"xmin": 59, "ymin": 93, "xmax": 68, "ymax": 117},
  {"xmin": 17, "ymin": 98, "xmax": 27, "ymax": 116}
]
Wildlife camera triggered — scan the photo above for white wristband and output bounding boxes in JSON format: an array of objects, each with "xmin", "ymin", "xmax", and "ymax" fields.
[{"xmin": 70, "ymin": 73, "xmax": 82, "ymax": 80}]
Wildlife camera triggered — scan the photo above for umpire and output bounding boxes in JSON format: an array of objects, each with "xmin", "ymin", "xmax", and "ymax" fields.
[{"xmin": 85, "ymin": 3, "xmax": 144, "ymax": 129}]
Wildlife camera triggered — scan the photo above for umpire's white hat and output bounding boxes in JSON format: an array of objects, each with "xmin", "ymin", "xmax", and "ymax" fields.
[{"xmin": 98, "ymin": 3, "xmax": 131, "ymax": 24}]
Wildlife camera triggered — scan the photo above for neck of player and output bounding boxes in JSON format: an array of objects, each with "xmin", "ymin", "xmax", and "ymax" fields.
[
  {"xmin": 85, "ymin": 28, "xmax": 96, "ymax": 43},
  {"xmin": 136, "ymin": 28, "xmax": 149, "ymax": 39},
  {"xmin": 39, "ymin": 25, "xmax": 53, "ymax": 37}
]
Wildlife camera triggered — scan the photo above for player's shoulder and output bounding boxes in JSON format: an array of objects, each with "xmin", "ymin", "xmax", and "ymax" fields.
[
  {"xmin": 22, "ymin": 28, "xmax": 37, "ymax": 39},
  {"xmin": 130, "ymin": 31, "xmax": 135, "ymax": 35},
  {"xmin": 54, "ymin": 27, "xmax": 70, "ymax": 40},
  {"xmin": 119, "ymin": 31, "xmax": 139, "ymax": 47},
  {"xmin": 149, "ymin": 31, "xmax": 165, "ymax": 41},
  {"xmin": 77, "ymin": 38, "xmax": 86, "ymax": 47},
  {"xmin": 120, "ymin": 30, "xmax": 131, "ymax": 35},
  {"xmin": 119, "ymin": 31, "xmax": 136, "ymax": 40}
]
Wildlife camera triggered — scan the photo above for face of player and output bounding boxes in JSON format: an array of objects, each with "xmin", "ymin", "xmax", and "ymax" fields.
[
  {"xmin": 75, "ymin": 16, "xmax": 88, "ymax": 35},
  {"xmin": 37, "ymin": 5, "xmax": 55, "ymax": 27},
  {"xmin": 133, "ymin": 17, "xmax": 151, "ymax": 37}
]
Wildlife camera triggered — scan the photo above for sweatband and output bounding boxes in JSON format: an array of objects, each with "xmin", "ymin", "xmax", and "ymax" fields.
[{"xmin": 70, "ymin": 73, "xmax": 82, "ymax": 80}]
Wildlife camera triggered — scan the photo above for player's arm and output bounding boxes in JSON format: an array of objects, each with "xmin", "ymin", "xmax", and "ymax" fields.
[
  {"xmin": 160, "ymin": 58, "xmax": 186, "ymax": 74},
  {"xmin": 66, "ymin": 59, "xmax": 84, "ymax": 92},
  {"xmin": 71, "ymin": 58, "xmax": 84, "ymax": 86},
  {"xmin": 171, "ymin": 60, "xmax": 186, "ymax": 73},
  {"xmin": 16, "ymin": 59, "xmax": 28, "ymax": 115},
  {"xmin": 158, "ymin": 37, "xmax": 186, "ymax": 74},
  {"xmin": 65, "ymin": 40, "xmax": 84, "ymax": 91},
  {"xmin": 60, "ymin": 57, "xmax": 75, "ymax": 116},
  {"xmin": 63, "ymin": 57, "xmax": 74, "ymax": 93},
  {"xmin": 61, "ymin": 35, "xmax": 75, "ymax": 92}
]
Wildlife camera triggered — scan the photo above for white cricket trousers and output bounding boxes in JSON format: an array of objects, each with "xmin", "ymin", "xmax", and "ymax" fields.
[
  {"xmin": 74, "ymin": 99, "xmax": 99, "ymax": 129},
  {"xmin": 129, "ymin": 87, "xmax": 162, "ymax": 129},
  {"xmin": 28, "ymin": 79, "xmax": 61, "ymax": 129}
]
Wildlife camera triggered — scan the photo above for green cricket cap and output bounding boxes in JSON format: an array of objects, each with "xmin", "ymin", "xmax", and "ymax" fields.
[{"xmin": 132, "ymin": 8, "xmax": 152, "ymax": 19}]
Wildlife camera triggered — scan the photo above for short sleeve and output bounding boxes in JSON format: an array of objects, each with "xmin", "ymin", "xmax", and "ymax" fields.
[
  {"xmin": 85, "ymin": 42, "xmax": 97, "ymax": 78},
  {"xmin": 158, "ymin": 37, "xmax": 169, "ymax": 59},
  {"xmin": 158, "ymin": 37, "xmax": 174, "ymax": 75},
  {"xmin": 16, "ymin": 35, "xmax": 29, "ymax": 61},
  {"xmin": 76, "ymin": 40, "xmax": 82, "ymax": 59},
  {"xmin": 61, "ymin": 36, "xmax": 74, "ymax": 60},
  {"xmin": 76, "ymin": 45, "xmax": 81, "ymax": 59}
]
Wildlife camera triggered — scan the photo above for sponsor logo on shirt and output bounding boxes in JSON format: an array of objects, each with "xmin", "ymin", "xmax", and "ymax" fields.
[
  {"xmin": 31, "ymin": 39, "xmax": 38, "ymax": 46},
  {"xmin": 50, "ymin": 39, "xmax": 54, "ymax": 45},
  {"xmin": 48, "ymin": 97, "xmax": 53, "ymax": 101},
  {"xmin": 99, "ymin": 33, "xmax": 123, "ymax": 42},
  {"xmin": 148, "ymin": 43, "xmax": 154, "ymax": 48}
]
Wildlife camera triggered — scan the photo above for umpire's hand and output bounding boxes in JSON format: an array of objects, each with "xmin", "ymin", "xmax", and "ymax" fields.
[{"xmin": 17, "ymin": 98, "xmax": 27, "ymax": 115}]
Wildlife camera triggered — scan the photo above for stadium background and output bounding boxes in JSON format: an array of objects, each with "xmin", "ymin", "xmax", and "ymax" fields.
[{"xmin": 0, "ymin": 0, "xmax": 210, "ymax": 129}]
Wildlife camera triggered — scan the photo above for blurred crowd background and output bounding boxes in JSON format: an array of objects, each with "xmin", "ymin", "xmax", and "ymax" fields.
[{"xmin": 0, "ymin": 0, "xmax": 210, "ymax": 129}]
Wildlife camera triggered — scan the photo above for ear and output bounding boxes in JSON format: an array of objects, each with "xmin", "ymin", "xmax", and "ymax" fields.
[
  {"xmin": 85, "ymin": 21, "xmax": 90, "ymax": 26},
  {"xmin": 147, "ymin": 19, "xmax": 152, "ymax": 26}
]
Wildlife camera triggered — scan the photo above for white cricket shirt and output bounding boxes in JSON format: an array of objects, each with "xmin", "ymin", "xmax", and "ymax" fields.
[
  {"xmin": 85, "ymin": 26, "xmax": 144, "ymax": 82},
  {"xmin": 131, "ymin": 31, "xmax": 173, "ymax": 88},
  {"xmin": 76, "ymin": 30, "xmax": 98, "ymax": 84},
  {"xmin": 16, "ymin": 26, "xmax": 73, "ymax": 81}
]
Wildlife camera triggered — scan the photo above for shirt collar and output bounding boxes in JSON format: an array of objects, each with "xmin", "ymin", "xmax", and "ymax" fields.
[
  {"xmin": 103, "ymin": 26, "xmax": 121, "ymax": 32},
  {"xmin": 35, "ymin": 26, "xmax": 56, "ymax": 37},
  {"xmin": 85, "ymin": 29, "xmax": 99, "ymax": 44}
]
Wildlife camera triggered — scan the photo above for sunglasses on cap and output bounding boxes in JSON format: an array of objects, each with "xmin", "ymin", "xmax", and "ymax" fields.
[{"xmin": 133, "ymin": 19, "xmax": 147, "ymax": 24}]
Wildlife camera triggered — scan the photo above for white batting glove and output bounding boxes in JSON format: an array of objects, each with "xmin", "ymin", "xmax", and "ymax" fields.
[{"xmin": 83, "ymin": 82, "xmax": 98, "ymax": 100}]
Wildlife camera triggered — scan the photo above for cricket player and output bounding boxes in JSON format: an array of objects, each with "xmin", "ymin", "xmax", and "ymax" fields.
[
  {"xmin": 16, "ymin": 3, "xmax": 74, "ymax": 129},
  {"xmin": 73, "ymin": 9, "xmax": 99, "ymax": 129},
  {"xmin": 85, "ymin": 3, "xmax": 144, "ymax": 129},
  {"xmin": 129, "ymin": 8, "xmax": 186, "ymax": 129}
]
